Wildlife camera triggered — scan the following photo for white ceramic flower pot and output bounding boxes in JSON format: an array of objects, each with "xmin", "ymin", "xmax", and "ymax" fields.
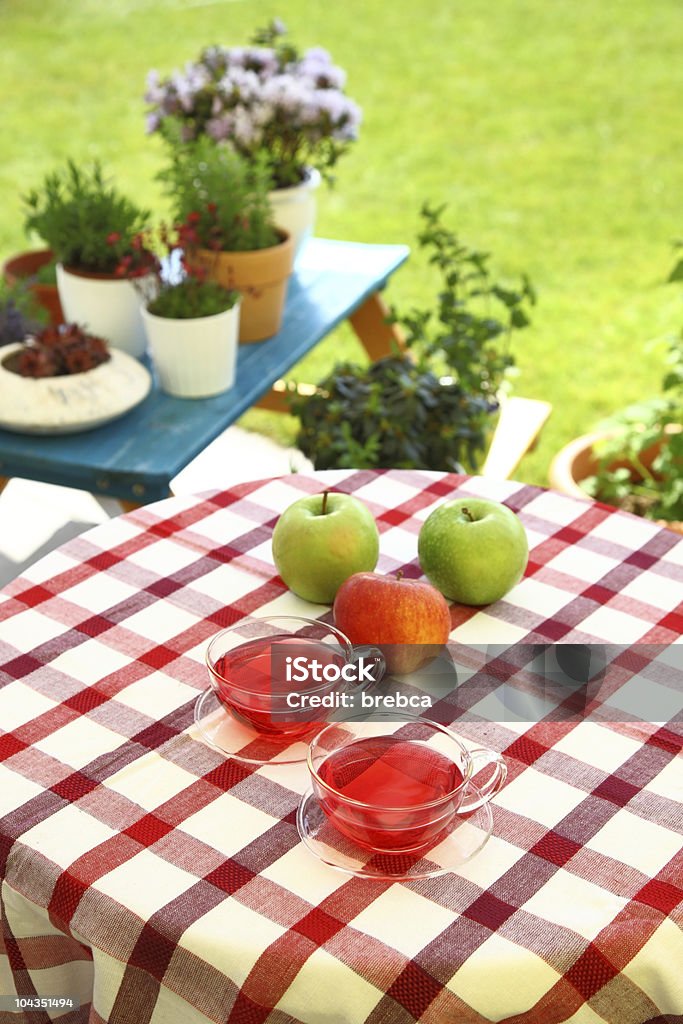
[
  {"xmin": 56, "ymin": 264, "xmax": 156, "ymax": 359},
  {"xmin": 268, "ymin": 169, "xmax": 321, "ymax": 260},
  {"xmin": 142, "ymin": 302, "xmax": 240, "ymax": 398}
]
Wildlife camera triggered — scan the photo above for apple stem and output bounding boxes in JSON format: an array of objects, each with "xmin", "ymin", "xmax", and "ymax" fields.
[
  {"xmin": 461, "ymin": 506, "xmax": 475, "ymax": 522},
  {"xmin": 396, "ymin": 570, "xmax": 404, "ymax": 581},
  {"xmin": 321, "ymin": 490, "xmax": 329, "ymax": 515}
]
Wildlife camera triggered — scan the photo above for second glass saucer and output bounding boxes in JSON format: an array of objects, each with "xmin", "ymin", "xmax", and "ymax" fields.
[
  {"xmin": 194, "ymin": 688, "xmax": 316, "ymax": 765},
  {"xmin": 296, "ymin": 785, "xmax": 494, "ymax": 881}
]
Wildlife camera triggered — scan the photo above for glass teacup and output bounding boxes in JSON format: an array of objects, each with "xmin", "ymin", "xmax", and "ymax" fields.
[
  {"xmin": 307, "ymin": 716, "xmax": 507, "ymax": 854},
  {"xmin": 205, "ymin": 615, "xmax": 384, "ymax": 744}
]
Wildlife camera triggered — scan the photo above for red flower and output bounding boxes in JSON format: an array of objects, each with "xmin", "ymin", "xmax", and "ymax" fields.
[
  {"xmin": 17, "ymin": 348, "xmax": 59, "ymax": 378},
  {"xmin": 114, "ymin": 254, "xmax": 132, "ymax": 277},
  {"xmin": 36, "ymin": 325, "xmax": 62, "ymax": 349},
  {"xmin": 186, "ymin": 211, "xmax": 201, "ymax": 224},
  {"xmin": 106, "ymin": 232, "xmax": 121, "ymax": 245},
  {"xmin": 64, "ymin": 349, "xmax": 96, "ymax": 374}
]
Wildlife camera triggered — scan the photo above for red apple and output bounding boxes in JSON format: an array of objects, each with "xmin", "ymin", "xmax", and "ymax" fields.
[{"xmin": 333, "ymin": 572, "xmax": 451, "ymax": 675}]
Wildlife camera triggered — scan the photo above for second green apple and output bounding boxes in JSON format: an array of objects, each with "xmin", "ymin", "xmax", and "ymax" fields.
[
  {"xmin": 272, "ymin": 491, "xmax": 379, "ymax": 604},
  {"xmin": 418, "ymin": 497, "xmax": 528, "ymax": 605}
]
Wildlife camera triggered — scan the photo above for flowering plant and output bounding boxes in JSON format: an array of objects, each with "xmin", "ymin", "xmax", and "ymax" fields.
[
  {"xmin": 120, "ymin": 225, "xmax": 239, "ymax": 320},
  {"xmin": 144, "ymin": 19, "xmax": 361, "ymax": 189}
]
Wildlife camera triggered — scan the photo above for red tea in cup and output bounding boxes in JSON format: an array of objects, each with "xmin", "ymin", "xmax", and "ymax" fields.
[
  {"xmin": 317, "ymin": 735, "xmax": 463, "ymax": 852},
  {"xmin": 209, "ymin": 635, "xmax": 345, "ymax": 739}
]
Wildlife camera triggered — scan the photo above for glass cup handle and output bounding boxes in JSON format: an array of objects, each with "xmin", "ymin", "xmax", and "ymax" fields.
[
  {"xmin": 349, "ymin": 645, "xmax": 386, "ymax": 691},
  {"xmin": 459, "ymin": 747, "xmax": 508, "ymax": 812}
]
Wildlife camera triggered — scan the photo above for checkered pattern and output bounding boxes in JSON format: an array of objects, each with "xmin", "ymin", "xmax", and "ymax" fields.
[{"xmin": 0, "ymin": 470, "xmax": 681, "ymax": 1024}]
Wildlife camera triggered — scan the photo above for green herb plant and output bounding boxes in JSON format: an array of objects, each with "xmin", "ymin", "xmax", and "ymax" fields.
[
  {"xmin": 293, "ymin": 203, "xmax": 535, "ymax": 472},
  {"xmin": 147, "ymin": 277, "xmax": 238, "ymax": 319},
  {"xmin": 23, "ymin": 160, "xmax": 152, "ymax": 274},
  {"xmin": 159, "ymin": 138, "xmax": 279, "ymax": 253}
]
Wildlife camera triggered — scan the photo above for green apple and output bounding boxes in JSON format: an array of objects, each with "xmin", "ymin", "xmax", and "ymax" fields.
[
  {"xmin": 418, "ymin": 497, "xmax": 528, "ymax": 605},
  {"xmin": 272, "ymin": 491, "xmax": 379, "ymax": 604}
]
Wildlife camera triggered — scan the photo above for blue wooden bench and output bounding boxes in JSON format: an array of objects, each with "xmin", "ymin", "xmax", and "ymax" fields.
[{"xmin": 0, "ymin": 239, "xmax": 409, "ymax": 505}]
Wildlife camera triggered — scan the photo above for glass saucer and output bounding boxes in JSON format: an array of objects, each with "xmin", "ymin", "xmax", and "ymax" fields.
[
  {"xmin": 193, "ymin": 688, "xmax": 316, "ymax": 766},
  {"xmin": 296, "ymin": 786, "xmax": 494, "ymax": 881}
]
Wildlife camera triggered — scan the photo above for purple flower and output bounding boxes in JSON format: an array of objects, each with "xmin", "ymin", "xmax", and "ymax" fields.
[
  {"xmin": 144, "ymin": 69, "xmax": 166, "ymax": 104},
  {"xmin": 145, "ymin": 111, "xmax": 162, "ymax": 134},
  {"xmin": 219, "ymin": 67, "xmax": 261, "ymax": 101},
  {"xmin": 240, "ymin": 46, "xmax": 279, "ymax": 77},
  {"xmin": 233, "ymin": 106, "xmax": 262, "ymax": 147},
  {"xmin": 302, "ymin": 46, "xmax": 333, "ymax": 67},
  {"xmin": 206, "ymin": 114, "xmax": 234, "ymax": 141}
]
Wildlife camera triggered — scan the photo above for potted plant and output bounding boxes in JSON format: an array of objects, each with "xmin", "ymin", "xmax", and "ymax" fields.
[
  {"xmin": 22, "ymin": 160, "xmax": 156, "ymax": 358},
  {"xmin": 159, "ymin": 138, "xmax": 294, "ymax": 342},
  {"xmin": 138, "ymin": 234, "xmax": 241, "ymax": 398},
  {"xmin": 144, "ymin": 19, "xmax": 361, "ymax": 256},
  {"xmin": 549, "ymin": 336, "xmax": 683, "ymax": 532},
  {"xmin": 2, "ymin": 249, "xmax": 63, "ymax": 325},
  {"xmin": 0, "ymin": 323, "xmax": 151, "ymax": 435},
  {"xmin": 293, "ymin": 204, "xmax": 535, "ymax": 473},
  {"xmin": 550, "ymin": 246, "xmax": 683, "ymax": 533}
]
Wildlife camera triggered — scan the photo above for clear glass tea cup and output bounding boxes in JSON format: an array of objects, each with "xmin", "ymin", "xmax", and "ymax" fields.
[
  {"xmin": 307, "ymin": 716, "xmax": 507, "ymax": 854},
  {"xmin": 205, "ymin": 616, "xmax": 384, "ymax": 744}
]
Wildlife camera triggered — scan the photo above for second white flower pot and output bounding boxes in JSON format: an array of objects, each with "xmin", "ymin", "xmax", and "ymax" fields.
[
  {"xmin": 56, "ymin": 264, "xmax": 156, "ymax": 359},
  {"xmin": 142, "ymin": 302, "xmax": 241, "ymax": 399}
]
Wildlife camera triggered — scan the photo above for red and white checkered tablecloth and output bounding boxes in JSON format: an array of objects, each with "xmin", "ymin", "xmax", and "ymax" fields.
[{"xmin": 0, "ymin": 470, "xmax": 681, "ymax": 1024}]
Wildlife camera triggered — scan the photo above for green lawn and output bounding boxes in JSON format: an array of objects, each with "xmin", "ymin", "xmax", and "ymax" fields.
[{"xmin": 2, "ymin": 0, "xmax": 681, "ymax": 485}]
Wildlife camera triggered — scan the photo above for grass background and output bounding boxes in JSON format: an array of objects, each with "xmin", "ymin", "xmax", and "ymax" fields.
[{"xmin": 2, "ymin": 0, "xmax": 682, "ymax": 485}]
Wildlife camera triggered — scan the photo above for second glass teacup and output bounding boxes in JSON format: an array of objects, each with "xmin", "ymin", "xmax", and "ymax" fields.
[
  {"xmin": 306, "ymin": 716, "xmax": 507, "ymax": 854},
  {"xmin": 205, "ymin": 615, "xmax": 384, "ymax": 746}
]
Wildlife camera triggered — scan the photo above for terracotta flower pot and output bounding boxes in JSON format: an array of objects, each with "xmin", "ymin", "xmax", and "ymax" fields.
[
  {"xmin": 2, "ymin": 249, "xmax": 64, "ymax": 325},
  {"xmin": 549, "ymin": 429, "xmax": 683, "ymax": 535},
  {"xmin": 195, "ymin": 232, "xmax": 294, "ymax": 344}
]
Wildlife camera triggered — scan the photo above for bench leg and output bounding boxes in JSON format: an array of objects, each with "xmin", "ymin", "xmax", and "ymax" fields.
[
  {"xmin": 254, "ymin": 290, "xmax": 406, "ymax": 414},
  {"xmin": 348, "ymin": 292, "xmax": 406, "ymax": 361},
  {"xmin": 254, "ymin": 381, "xmax": 317, "ymax": 414},
  {"xmin": 117, "ymin": 488, "xmax": 173, "ymax": 513}
]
